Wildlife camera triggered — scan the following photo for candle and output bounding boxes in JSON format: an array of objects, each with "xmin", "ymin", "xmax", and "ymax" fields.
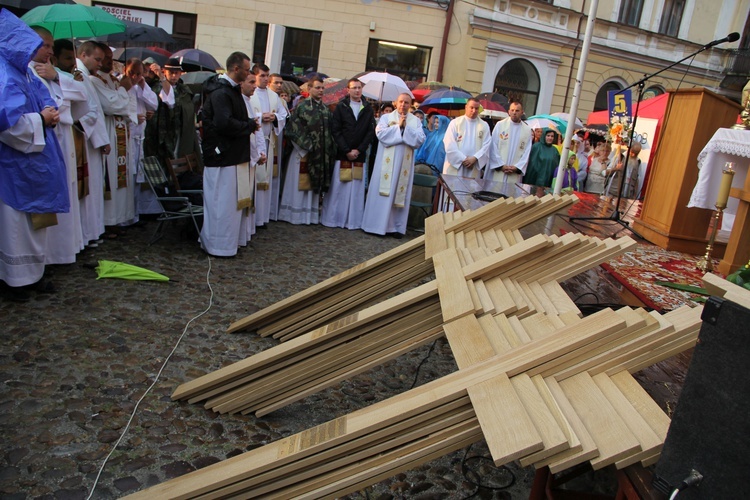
[{"xmin": 715, "ymin": 162, "xmax": 736, "ymax": 209}]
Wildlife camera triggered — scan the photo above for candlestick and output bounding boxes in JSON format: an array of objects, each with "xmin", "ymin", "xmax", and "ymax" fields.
[
  {"xmin": 715, "ymin": 162, "xmax": 736, "ymax": 209},
  {"xmin": 697, "ymin": 162, "xmax": 736, "ymax": 272}
]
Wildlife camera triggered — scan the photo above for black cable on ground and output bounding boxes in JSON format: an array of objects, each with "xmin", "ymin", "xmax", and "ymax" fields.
[
  {"xmin": 460, "ymin": 443, "xmax": 516, "ymax": 499},
  {"xmin": 410, "ymin": 339, "xmax": 438, "ymax": 389}
]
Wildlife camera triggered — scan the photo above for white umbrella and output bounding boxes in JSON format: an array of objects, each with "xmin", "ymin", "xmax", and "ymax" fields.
[
  {"xmin": 551, "ymin": 112, "xmax": 584, "ymax": 129},
  {"xmin": 525, "ymin": 117, "xmax": 561, "ymax": 131},
  {"xmin": 358, "ymin": 71, "xmax": 413, "ymax": 102},
  {"xmin": 479, "ymin": 109, "xmax": 508, "ymax": 120}
]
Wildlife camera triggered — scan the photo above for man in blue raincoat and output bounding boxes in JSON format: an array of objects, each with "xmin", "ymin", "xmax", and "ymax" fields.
[{"xmin": 0, "ymin": 9, "xmax": 68, "ymax": 301}]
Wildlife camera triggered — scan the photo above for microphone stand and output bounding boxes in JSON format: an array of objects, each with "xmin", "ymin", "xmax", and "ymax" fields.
[{"xmin": 569, "ymin": 37, "xmax": 727, "ymax": 238}]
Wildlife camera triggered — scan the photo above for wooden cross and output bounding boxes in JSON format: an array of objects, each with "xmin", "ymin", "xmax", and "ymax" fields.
[{"xmin": 125, "ymin": 196, "xmax": 731, "ymax": 499}]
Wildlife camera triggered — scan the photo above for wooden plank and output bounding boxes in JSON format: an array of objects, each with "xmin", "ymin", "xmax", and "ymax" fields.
[
  {"xmin": 537, "ymin": 376, "xmax": 598, "ymax": 473},
  {"xmin": 476, "ymin": 314, "xmax": 513, "ymax": 355},
  {"xmin": 172, "ymin": 281, "xmax": 439, "ymax": 401},
  {"xmin": 610, "ymin": 371, "xmax": 671, "ymax": 443},
  {"xmin": 520, "ymin": 313, "xmax": 557, "ymax": 341},
  {"xmin": 444, "ymin": 315, "xmax": 496, "ymax": 370},
  {"xmin": 424, "ymin": 213, "xmax": 447, "ymax": 259},
  {"xmin": 462, "ymin": 234, "xmax": 552, "ymax": 281},
  {"xmin": 592, "ymin": 372, "xmax": 663, "ymax": 469},
  {"xmin": 510, "ymin": 374, "xmax": 569, "ymax": 465},
  {"xmin": 483, "ymin": 276, "xmax": 517, "ymax": 316},
  {"xmin": 503, "ymin": 278, "xmax": 530, "ymax": 317},
  {"xmin": 433, "ymin": 249, "xmax": 474, "ymax": 322},
  {"xmin": 227, "ymin": 236, "xmax": 425, "ymax": 333},
  {"xmin": 541, "ymin": 280, "xmax": 581, "ymax": 317},
  {"xmin": 558, "ymin": 372, "xmax": 641, "ymax": 470},
  {"xmin": 480, "ymin": 227, "xmax": 502, "ymax": 251},
  {"xmin": 473, "ymin": 279, "xmax": 496, "ymax": 315},
  {"xmin": 503, "ymin": 315, "xmax": 531, "ymax": 348},
  {"xmin": 467, "ymin": 374, "xmax": 544, "ymax": 465}
]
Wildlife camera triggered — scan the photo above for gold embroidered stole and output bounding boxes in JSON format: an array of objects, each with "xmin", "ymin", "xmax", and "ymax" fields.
[
  {"xmin": 115, "ymin": 117, "xmax": 128, "ymax": 188},
  {"xmin": 339, "ymin": 161, "xmax": 364, "ymax": 182},
  {"xmin": 379, "ymin": 111, "xmax": 418, "ymax": 208},
  {"xmin": 236, "ymin": 162, "xmax": 254, "ymax": 210},
  {"xmin": 298, "ymin": 154, "xmax": 311, "ymax": 191},
  {"xmin": 73, "ymin": 126, "xmax": 89, "ymax": 199}
]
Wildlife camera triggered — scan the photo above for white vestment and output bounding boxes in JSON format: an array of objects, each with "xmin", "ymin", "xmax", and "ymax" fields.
[
  {"xmin": 128, "ymin": 82, "xmax": 159, "ymax": 217},
  {"xmin": 485, "ymin": 118, "xmax": 532, "ymax": 187},
  {"xmin": 442, "ymin": 115, "xmax": 491, "ymax": 179},
  {"xmin": 321, "ymin": 100, "xmax": 367, "ymax": 230},
  {"xmin": 242, "ymin": 94, "xmax": 268, "ymax": 239},
  {"xmin": 249, "ymin": 87, "xmax": 286, "ymax": 224},
  {"xmin": 278, "ymin": 142, "xmax": 319, "ymax": 225},
  {"xmin": 75, "ymin": 60, "xmax": 110, "ymax": 244},
  {"xmin": 0, "ymin": 112, "xmax": 48, "ymax": 286},
  {"xmin": 199, "ymin": 75, "xmax": 250, "ymax": 257},
  {"xmin": 45, "ymin": 71, "xmax": 88, "ymax": 264},
  {"xmin": 361, "ymin": 112, "xmax": 426, "ymax": 235},
  {"xmin": 90, "ymin": 71, "xmax": 136, "ymax": 226}
]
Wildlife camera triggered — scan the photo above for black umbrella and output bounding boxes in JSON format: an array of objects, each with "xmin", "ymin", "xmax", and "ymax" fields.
[
  {"xmin": 113, "ymin": 47, "xmax": 168, "ymax": 66},
  {"xmin": 475, "ymin": 92, "xmax": 510, "ymax": 108},
  {"xmin": 180, "ymin": 70, "xmax": 215, "ymax": 93},
  {"xmin": 95, "ymin": 19, "xmax": 174, "ymax": 45},
  {"xmin": 171, "ymin": 48, "xmax": 222, "ymax": 71}
]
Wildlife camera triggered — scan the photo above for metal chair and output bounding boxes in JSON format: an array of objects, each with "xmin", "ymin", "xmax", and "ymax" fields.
[{"xmin": 142, "ymin": 156, "xmax": 203, "ymax": 245}]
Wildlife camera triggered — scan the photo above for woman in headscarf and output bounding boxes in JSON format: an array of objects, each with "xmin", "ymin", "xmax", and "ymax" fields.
[
  {"xmin": 419, "ymin": 114, "xmax": 451, "ymax": 172},
  {"xmin": 523, "ymin": 127, "xmax": 560, "ymax": 188}
]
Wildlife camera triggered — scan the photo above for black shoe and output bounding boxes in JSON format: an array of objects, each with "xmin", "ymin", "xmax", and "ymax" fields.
[
  {"xmin": 0, "ymin": 284, "xmax": 31, "ymax": 302},
  {"xmin": 28, "ymin": 278, "xmax": 56, "ymax": 294}
]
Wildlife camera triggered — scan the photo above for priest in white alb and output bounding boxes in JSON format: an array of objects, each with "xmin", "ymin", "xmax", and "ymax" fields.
[
  {"xmin": 485, "ymin": 100, "xmax": 532, "ymax": 187},
  {"xmin": 443, "ymin": 98, "xmax": 491, "ymax": 179},
  {"xmin": 361, "ymin": 93, "xmax": 426, "ymax": 237}
]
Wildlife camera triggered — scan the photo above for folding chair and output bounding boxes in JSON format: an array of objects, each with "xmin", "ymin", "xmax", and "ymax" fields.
[
  {"xmin": 142, "ymin": 156, "xmax": 204, "ymax": 245},
  {"xmin": 409, "ymin": 172, "xmax": 439, "ymax": 231}
]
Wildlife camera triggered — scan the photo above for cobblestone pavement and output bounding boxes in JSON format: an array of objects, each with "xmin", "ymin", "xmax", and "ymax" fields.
[{"xmin": 1, "ymin": 219, "xmax": 582, "ymax": 500}]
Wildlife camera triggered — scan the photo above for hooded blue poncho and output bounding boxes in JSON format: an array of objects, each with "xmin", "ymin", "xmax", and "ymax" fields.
[{"xmin": 0, "ymin": 9, "xmax": 68, "ymax": 213}]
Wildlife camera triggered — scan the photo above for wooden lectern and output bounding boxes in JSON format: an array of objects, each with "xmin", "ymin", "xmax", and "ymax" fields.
[{"xmin": 632, "ymin": 88, "xmax": 741, "ymax": 255}]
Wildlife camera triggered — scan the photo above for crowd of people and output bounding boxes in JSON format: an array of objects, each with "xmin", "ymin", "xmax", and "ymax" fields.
[{"xmin": 0, "ymin": 8, "xmax": 642, "ymax": 302}]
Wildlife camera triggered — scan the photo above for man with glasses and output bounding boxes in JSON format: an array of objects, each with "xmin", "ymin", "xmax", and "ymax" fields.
[
  {"xmin": 321, "ymin": 78, "xmax": 375, "ymax": 229},
  {"xmin": 200, "ymin": 52, "xmax": 258, "ymax": 257}
]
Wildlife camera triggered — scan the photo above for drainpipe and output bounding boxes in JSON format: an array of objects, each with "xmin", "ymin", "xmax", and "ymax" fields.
[
  {"xmin": 437, "ymin": 0, "xmax": 454, "ymax": 82},
  {"xmin": 562, "ymin": 0, "xmax": 586, "ymax": 112}
]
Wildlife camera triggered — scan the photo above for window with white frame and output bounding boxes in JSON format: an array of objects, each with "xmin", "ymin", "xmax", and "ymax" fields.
[
  {"xmin": 618, "ymin": 0, "xmax": 644, "ymax": 27},
  {"xmin": 658, "ymin": 0, "xmax": 685, "ymax": 37}
]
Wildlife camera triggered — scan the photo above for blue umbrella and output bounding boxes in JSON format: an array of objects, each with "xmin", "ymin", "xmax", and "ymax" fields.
[{"xmin": 420, "ymin": 88, "xmax": 472, "ymax": 117}]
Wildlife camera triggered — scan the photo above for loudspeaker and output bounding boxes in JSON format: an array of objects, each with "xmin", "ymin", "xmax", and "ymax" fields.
[{"xmin": 653, "ymin": 296, "xmax": 750, "ymax": 498}]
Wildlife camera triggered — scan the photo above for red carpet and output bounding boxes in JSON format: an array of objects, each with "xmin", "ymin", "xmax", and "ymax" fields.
[{"xmin": 601, "ymin": 244, "xmax": 719, "ymax": 312}]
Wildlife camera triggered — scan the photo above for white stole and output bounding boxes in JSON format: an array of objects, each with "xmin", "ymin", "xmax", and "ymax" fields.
[{"xmin": 379, "ymin": 111, "xmax": 420, "ymax": 208}]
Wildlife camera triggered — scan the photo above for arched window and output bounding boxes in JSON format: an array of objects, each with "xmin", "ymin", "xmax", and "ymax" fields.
[
  {"xmin": 493, "ymin": 58, "xmax": 540, "ymax": 115},
  {"xmin": 643, "ymin": 86, "xmax": 665, "ymax": 100},
  {"xmin": 594, "ymin": 81, "xmax": 624, "ymax": 112}
]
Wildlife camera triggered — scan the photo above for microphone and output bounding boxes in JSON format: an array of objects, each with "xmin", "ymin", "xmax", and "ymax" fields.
[{"xmin": 705, "ymin": 32, "xmax": 740, "ymax": 48}]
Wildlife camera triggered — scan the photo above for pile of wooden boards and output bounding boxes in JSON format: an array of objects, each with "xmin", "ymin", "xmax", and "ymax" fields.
[
  {"xmin": 227, "ymin": 194, "xmax": 579, "ymax": 341},
  {"xmin": 125, "ymin": 195, "xmax": 750, "ymax": 499}
]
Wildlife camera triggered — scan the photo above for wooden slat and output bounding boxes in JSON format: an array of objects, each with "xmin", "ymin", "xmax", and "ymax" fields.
[
  {"xmin": 537, "ymin": 376, "xmax": 598, "ymax": 473},
  {"xmin": 510, "ymin": 374, "xmax": 569, "ymax": 465},
  {"xmin": 558, "ymin": 372, "xmax": 641, "ymax": 470},
  {"xmin": 592, "ymin": 372, "xmax": 663, "ymax": 469},
  {"xmin": 444, "ymin": 315, "xmax": 496, "ymax": 369},
  {"xmin": 433, "ymin": 249, "xmax": 474, "ymax": 322},
  {"xmin": 468, "ymin": 374, "xmax": 544, "ymax": 464}
]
